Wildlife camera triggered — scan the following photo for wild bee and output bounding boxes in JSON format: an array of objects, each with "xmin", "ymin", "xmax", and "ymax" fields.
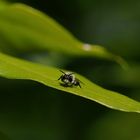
[{"xmin": 58, "ymin": 70, "xmax": 81, "ymax": 88}]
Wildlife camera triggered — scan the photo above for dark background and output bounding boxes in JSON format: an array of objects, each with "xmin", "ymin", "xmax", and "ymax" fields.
[{"xmin": 0, "ymin": 0, "xmax": 140, "ymax": 140}]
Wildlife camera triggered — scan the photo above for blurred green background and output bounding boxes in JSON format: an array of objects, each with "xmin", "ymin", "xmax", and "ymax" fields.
[{"xmin": 0, "ymin": 0, "xmax": 140, "ymax": 140}]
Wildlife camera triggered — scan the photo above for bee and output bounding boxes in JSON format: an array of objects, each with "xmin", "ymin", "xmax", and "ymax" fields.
[{"xmin": 58, "ymin": 70, "xmax": 81, "ymax": 88}]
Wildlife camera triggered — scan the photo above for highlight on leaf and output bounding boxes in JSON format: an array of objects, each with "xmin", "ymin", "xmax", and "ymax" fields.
[{"xmin": 0, "ymin": 3, "xmax": 128, "ymax": 68}]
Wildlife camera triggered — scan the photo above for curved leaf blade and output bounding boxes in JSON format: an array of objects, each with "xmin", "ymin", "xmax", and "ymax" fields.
[
  {"xmin": 0, "ymin": 52, "xmax": 139, "ymax": 113},
  {"xmin": 0, "ymin": 3, "xmax": 127, "ymax": 68}
]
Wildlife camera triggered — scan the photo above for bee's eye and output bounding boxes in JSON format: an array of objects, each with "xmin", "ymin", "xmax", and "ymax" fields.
[
  {"xmin": 64, "ymin": 75, "xmax": 67, "ymax": 78},
  {"xmin": 69, "ymin": 77, "xmax": 73, "ymax": 82}
]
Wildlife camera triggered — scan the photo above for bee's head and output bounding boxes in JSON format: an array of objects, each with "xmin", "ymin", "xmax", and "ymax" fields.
[{"xmin": 59, "ymin": 70, "xmax": 75, "ymax": 83}]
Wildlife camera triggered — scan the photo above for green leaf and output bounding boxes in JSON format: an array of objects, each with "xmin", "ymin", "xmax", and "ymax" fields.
[
  {"xmin": 0, "ymin": 3, "xmax": 127, "ymax": 68},
  {"xmin": 0, "ymin": 52, "xmax": 139, "ymax": 113}
]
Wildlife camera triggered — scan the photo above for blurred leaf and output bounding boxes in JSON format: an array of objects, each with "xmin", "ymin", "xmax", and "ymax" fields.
[
  {"xmin": 0, "ymin": 132, "xmax": 10, "ymax": 140},
  {"xmin": 88, "ymin": 112, "xmax": 140, "ymax": 140},
  {"xmin": 94, "ymin": 64, "xmax": 140, "ymax": 88},
  {"xmin": 0, "ymin": 3, "xmax": 127, "ymax": 68},
  {"xmin": 112, "ymin": 64, "xmax": 140, "ymax": 88},
  {"xmin": 0, "ymin": 52, "xmax": 139, "ymax": 112}
]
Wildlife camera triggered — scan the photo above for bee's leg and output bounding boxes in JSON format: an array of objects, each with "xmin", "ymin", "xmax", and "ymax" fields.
[
  {"xmin": 78, "ymin": 83, "xmax": 81, "ymax": 88},
  {"xmin": 75, "ymin": 82, "xmax": 81, "ymax": 88},
  {"xmin": 60, "ymin": 82, "xmax": 69, "ymax": 87},
  {"xmin": 74, "ymin": 81, "xmax": 81, "ymax": 88}
]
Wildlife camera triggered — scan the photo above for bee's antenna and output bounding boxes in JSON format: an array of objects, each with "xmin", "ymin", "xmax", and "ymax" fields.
[
  {"xmin": 59, "ymin": 70, "xmax": 66, "ymax": 74},
  {"xmin": 59, "ymin": 70, "xmax": 74, "ymax": 75}
]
